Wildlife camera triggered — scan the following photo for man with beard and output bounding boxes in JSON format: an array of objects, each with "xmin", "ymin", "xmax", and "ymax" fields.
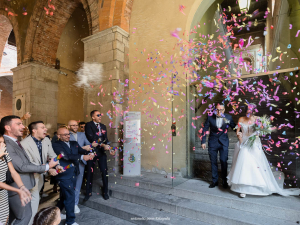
[
  {"xmin": 21, "ymin": 121, "xmax": 64, "ymax": 225},
  {"xmin": 0, "ymin": 116, "xmax": 58, "ymax": 225}
]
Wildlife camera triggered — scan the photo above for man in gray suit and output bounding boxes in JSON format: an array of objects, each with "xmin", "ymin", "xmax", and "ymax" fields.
[
  {"xmin": 68, "ymin": 120, "xmax": 97, "ymax": 213},
  {"xmin": 22, "ymin": 121, "xmax": 63, "ymax": 225},
  {"xmin": 0, "ymin": 115, "xmax": 58, "ymax": 225}
]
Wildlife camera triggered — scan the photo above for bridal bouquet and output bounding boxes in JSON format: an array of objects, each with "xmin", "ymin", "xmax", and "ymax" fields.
[{"xmin": 245, "ymin": 115, "xmax": 276, "ymax": 148}]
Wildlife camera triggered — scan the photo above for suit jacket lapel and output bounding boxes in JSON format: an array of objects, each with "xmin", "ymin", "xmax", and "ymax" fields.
[
  {"xmin": 42, "ymin": 139, "xmax": 48, "ymax": 164},
  {"xmin": 61, "ymin": 141, "xmax": 71, "ymax": 154},
  {"xmin": 69, "ymin": 133, "xmax": 75, "ymax": 142},
  {"xmin": 28, "ymin": 136, "xmax": 42, "ymax": 164},
  {"xmin": 6, "ymin": 137, "xmax": 31, "ymax": 161},
  {"xmin": 213, "ymin": 114, "xmax": 218, "ymax": 128}
]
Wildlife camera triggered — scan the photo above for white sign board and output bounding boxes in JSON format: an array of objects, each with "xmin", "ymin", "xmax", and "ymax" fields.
[{"xmin": 123, "ymin": 112, "xmax": 141, "ymax": 176}]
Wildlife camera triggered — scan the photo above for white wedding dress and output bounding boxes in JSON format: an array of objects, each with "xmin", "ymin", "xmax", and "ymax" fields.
[{"xmin": 227, "ymin": 122, "xmax": 300, "ymax": 196}]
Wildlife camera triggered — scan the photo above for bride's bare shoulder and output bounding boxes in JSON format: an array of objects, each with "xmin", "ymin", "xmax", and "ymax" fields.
[{"xmin": 238, "ymin": 117, "xmax": 245, "ymax": 122}]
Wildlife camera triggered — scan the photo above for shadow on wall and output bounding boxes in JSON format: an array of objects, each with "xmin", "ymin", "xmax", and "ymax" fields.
[{"xmin": 0, "ymin": 76, "xmax": 13, "ymax": 119}]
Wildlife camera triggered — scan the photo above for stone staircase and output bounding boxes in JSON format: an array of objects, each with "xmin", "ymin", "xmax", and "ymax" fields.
[{"xmin": 79, "ymin": 172, "xmax": 300, "ymax": 225}]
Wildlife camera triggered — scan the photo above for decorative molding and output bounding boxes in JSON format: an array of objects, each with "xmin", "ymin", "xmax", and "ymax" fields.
[
  {"xmin": 11, "ymin": 62, "xmax": 59, "ymax": 74},
  {"xmin": 82, "ymin": 25, "xmax": 129, "ymax": 43}
]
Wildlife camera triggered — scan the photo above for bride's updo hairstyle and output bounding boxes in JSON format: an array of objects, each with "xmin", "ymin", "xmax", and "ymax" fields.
[{"xmin": 245, "ymin": 103, "xmax": 257, "ymax": 116}]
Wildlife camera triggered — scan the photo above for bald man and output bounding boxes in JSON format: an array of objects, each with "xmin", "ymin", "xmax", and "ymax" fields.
[
  {"xmin": 68, "ymin": 120, "xmax": 98, "ymax": 213},
  {"xmin": 52, "ymin": 127, "xmax": 94, "ymax": 225}
]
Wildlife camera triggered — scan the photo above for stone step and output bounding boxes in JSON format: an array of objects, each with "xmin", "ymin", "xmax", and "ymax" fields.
[
  {"xmin": 79, "ymin": 194, "xmax": 209, "ymax": 225},
  {"xmin": 72, "ymin": 204, "xmax": 135, "ymax": 225},
  {"xmin": 105, "ymin": 183, "xmax": 296, "ymax": 225},
  {"xmin": 105, "ymin": 173, "xmax": 300, "ymax": 223}
]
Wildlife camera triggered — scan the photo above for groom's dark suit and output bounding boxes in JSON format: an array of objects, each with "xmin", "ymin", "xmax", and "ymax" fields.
[{"xmin": 201, "ymin": 113, "xmax": 236, "ymax": 184}]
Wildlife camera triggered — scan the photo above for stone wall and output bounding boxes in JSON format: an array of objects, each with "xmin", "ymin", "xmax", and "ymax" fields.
[
  {"xmin": 12, "ymin": 63, "xmax": 59, "ymax": 134},
  {"xmin": 82, "ymin": 26, "xmax": 129, "ymax": 173}
]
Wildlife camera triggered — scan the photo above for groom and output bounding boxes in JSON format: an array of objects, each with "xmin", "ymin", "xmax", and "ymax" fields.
[{"xmin": 201, "ymin": 103, "xmax": 236, "ymax": 188}]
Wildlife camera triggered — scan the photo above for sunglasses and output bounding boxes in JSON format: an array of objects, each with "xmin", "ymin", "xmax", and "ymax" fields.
[{"xmin": 96, "ymin": 114, "xmax": 102, "ymax": 117}]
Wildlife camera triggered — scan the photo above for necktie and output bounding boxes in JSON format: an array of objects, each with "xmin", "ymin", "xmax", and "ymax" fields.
[{"xmin": 16, "ymin": 141, "xmax": 24, "ymax": 150}]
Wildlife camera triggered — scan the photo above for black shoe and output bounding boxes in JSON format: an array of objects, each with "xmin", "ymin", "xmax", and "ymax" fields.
[
  {"xmin": 223, "ymin": 182, "xmax": 229, "ymax": 189},
  {"xmin": 209, "ymin": 182, "xmax": 218, "ymax": 188},
  {"xmin": 83, "ymin": 195, "xmax": 90, "ymax": 201},
  {"xmin": 103, "ymin": 194, "xmax": 109, "ymax": 200}
]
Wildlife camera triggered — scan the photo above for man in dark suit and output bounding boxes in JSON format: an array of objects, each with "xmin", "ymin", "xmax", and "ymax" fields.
[
  {"xmin": 85, "ymin": 110, "xmax": 112, "ymax": 201},
  {"xmin": 201, "ymin": 103, "xmax": 236, "ymax": 189},
  {"xmin": 52, "ymin": 127, "xmax": 94, "ymax": 225},
  {"xmin": 0, "ymin": 115, "xmax": 58, "ymax": 225}
]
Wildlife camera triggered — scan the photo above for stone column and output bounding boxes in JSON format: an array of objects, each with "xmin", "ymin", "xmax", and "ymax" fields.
[
  {"xmin": 11, "ymin": 63, "xmax": 59, "ymax": 135},
  {"xmin": 82, "ymin": 26, "xmax": 129, "ymax": 173}
]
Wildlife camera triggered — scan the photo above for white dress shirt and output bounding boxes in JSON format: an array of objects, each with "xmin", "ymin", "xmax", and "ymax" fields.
[
  {"xmin": 216, "ymin": 117, "xmax": 223, "ymax": 128},
  {"xmin": 94, "ymin": 121, "xmax": 102, "ymax": 136}
]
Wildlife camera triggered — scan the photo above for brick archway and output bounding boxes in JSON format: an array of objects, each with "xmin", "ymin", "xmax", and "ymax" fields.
[
  {"xmin": 0, "ymin": 8, "xmax": 21, "ymax": 64},
  {"xmin": 22, "ymin": 0, "xmax": 134, "ymax": 67},
  {"xmin": 99, "ymin": 0, "xmax": 133, "ymax": 32},
  {"xmin": 23, "ymin": 0, "xmax": 95, "ymax": 66}
]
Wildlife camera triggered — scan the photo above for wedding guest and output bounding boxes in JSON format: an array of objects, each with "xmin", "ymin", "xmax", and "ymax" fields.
[
  {"xmin": 21, "ymin": 121, "xmax": 63, "ymax": 225},
  {"xmin": 32, "ymin": 206, "xmax": 61, "ymax": 225},
  {"xmin": 85, "ymin": 110, "xmax": 114, "ymax": 201},
  {"xmin": 0, "ymin": 115, "xmax": 58, "ymax": 225},
  {"xmin": 51, "ymin": 132, "xmax": 58, "ymax": 144},
  {"xmin": 78, "ymin": 122, "xmax": 86, "ymax": 132},
  {"xmin": 0, "ymin": 134, "xmax": 32, "ymax": 225},
  {"xmin": 52, "ymin": 127, "xmax": 94, "ymax": 225},
  {"xmin": 68, "ymin": 120, "xmax": 97, "ymax": 214}
]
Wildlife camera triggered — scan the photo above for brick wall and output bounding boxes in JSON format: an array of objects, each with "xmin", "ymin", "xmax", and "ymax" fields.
[{"xmin": 23, "ymin": 0, "xmax": 96, "ymax": 66}]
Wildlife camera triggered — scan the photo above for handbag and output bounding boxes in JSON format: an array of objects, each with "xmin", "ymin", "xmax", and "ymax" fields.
[{"xmin": 4, "ymin": 156, "xmax": 14, "ymax": 184}]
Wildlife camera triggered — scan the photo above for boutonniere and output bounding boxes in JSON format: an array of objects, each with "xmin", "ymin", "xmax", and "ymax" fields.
[{"xmin": 223, "ymin": 118, "xmax": 230, "ymax": 124}]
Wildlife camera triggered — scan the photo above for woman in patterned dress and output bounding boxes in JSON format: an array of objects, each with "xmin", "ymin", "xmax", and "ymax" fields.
[{"xmin": 0, "ymin": 134, "xmax": 32, "ymax": 224}]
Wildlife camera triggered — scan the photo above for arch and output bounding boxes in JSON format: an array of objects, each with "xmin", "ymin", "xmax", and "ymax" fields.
[
  {"xmin": 0, "ymin": 8, "xmax": 21, "ymax": 64},
  {"xmin": 98, "ymin": 0, "xmax": 134, "ymax": 32},
  {"xmin": 23, "ymin": 0, "xmax": 94, "ymax": 66},
  {"xmin": 185, "ymin": 0, "xmax": 216, "ymax": 39}
]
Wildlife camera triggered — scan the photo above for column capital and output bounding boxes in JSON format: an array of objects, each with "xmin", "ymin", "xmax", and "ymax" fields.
[
  {"xmin": 11, "ymin": 62, "xmax": 59, "ymax": 74},
  {"xmin": 82, "ymin": 25, "xmax": 129, "ymax": 44}
]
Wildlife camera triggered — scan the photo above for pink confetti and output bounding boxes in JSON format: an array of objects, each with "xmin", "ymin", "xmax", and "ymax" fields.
[
  {"xmin": 135, "ymin": 182, "xmax": 139, "ymax": 187},
  {"xmin": 179, "ymin": 5, "xmax": 186, "ymax": 15},
  {"xmin": 296, "ymin": 30, "xmax": 300, "ymax": 37}
]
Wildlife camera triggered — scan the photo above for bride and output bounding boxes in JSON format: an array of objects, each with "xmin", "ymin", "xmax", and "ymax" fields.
[{"xmin": 227, "ymin": 103, "xmax": 300, "ymax": 198}]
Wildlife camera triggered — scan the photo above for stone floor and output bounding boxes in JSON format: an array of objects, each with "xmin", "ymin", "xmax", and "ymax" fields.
[{"xmin": 39, "ymin": 180, "xmax": 133, "ymax": 225}]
